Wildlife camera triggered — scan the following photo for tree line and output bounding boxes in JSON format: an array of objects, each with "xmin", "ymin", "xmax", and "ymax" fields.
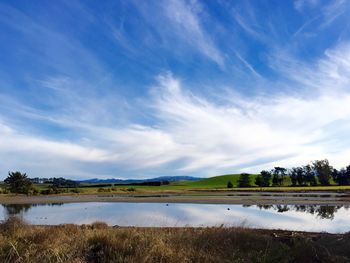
[
  {"xmin": 228, "ymin": 159, "xmax": 350, "ymax": 188},
  {"xmin": 1, "ymin": 171, "xmax": 80, "ymax": 194}
]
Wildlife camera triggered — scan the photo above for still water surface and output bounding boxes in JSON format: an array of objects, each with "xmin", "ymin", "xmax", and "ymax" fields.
[{"xmin": 1, "ymin": 203, "xmax": 349, "ymax": 233}]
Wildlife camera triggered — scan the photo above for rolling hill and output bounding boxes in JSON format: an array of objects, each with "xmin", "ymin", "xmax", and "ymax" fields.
[
  {"xmin": 78, "ymin": 176, "xmax": 203, "ymax": 184},
  {"xmin": 176, "ymin": 174, "xmax": 257, "ymax": 188},
  {"xmin": 177, "ymin": 173, "xmax": 294, "ymax": 188}
]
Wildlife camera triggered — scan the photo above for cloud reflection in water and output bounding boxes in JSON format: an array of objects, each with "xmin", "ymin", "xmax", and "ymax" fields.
[{"xmin": 1, "ymin": 203, "xmax": 349, "ymax": 233}]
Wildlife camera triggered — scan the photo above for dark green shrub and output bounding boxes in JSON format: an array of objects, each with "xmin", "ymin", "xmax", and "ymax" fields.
[{"xmin": 4, "ymin": 171, "xmax": 33, "ymax": 194}]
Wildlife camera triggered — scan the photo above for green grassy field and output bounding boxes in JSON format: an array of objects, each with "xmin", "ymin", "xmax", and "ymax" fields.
[
  {"xmin": 60, "ymin": 173, "xmax": 350, "ymax": 193},
  {"xmin": 1, "ymin": 174, "xmax": 348, "ymax": 194},
  {"xmin": 93, "ymin": 173, "xmax": 349, "ymax": 192},
  {"xmin": 89, "ymin": 174, "xmax": 251, "ymax": 191},
  {"xmin": 180, "ymin": 174, "xmax": 247, "ymax": 188}
]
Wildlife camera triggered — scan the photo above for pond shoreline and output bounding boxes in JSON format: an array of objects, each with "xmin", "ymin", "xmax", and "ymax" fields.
[{"xmin": 1, "ymin": 191, "xmax": 350, "ymax": 205}]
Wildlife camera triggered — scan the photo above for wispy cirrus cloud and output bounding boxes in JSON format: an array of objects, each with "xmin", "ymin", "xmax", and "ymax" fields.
[
  {"xmin": 1, "ymin": 1, "xmax": 350, "ymax": 179},
  {"xmin": 2, "ymin": 42, "xmax": 350, "ymax": 178},
  {"xmin": 162, "ymin": 0, "xmax": 224, "ymax": 67},
  {"xmin": 294, "ymin": 0, "xmax": 319, "ymax": 12},
  {"xmin": 122, "ymin": 0, "xmax": 224, "ymax": 67},
  {"xmin": 293, "ymin": 0, "xmax": 349, "ymax": 35},
  {"xmin": 320, "ymin": 0, "xmax": 347, "ymax": 28}
]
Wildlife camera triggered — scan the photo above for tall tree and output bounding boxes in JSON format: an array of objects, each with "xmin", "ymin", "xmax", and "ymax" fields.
[
  {"xmin": 312, "ymin": 159, "xmax": 332, "ymax": 186},
  {"xmin": 332, "ymin": 169, "xmax": 341, "ymax": 185},
  {"xmin": 289, "ymin": 168, "xmax": 298, "ymax": 186},
  {"xmin": 238, "ymin": 173, "xmax": 251, "ymax": 187},
  {"xmin": 260, "ymin": 170, "xmax": 272, "ymax": 187},
  {"xmin": 304, "ymin": 164, "xmax": 317, "ymax": 186},
  {"xmin": 255, "ymin": 174, "xmax": 263, "ymax": 187},
  {"xmin": 271, "ymin": 167, "xmax": 287, "ymax": 186},
  {"xmin": 289, "ymin": 167, "xmax": 306, "ymax": 186},
  {"xmin": 296, "ymin": 167, "xmax": 305, "ymax": 186},
  {"xmin": 4, "ymin": 171, "xmax": 33, "ymax": 194},
  {"xmin": 345, "ymin": 165, "xmax": 350, "ymax": 185},
  {"xmin": 272, "ymin": 173, "xmax": 280, "ymax": 186},
  {"xmin": 333, "ymin": 166, "xmax": 350, "ymax": 185}
]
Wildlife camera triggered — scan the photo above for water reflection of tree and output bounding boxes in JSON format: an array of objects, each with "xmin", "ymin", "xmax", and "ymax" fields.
[
  {"xmin": 316, "ymin": 206, "xmax": 336, "ymax": 219},
  {"xmin": 255, "ymin": 204, "xmax": 348, "ymax": 220},
  {"xmin": 276, "ymin": 205, "xmax": 289, "ymax": 213},
  {"xmin": 257, "ymin": 205, "xmax": 273, "ymax": 210},
  {"xmin": 2, "ymin": 204, "xmax": 33, "ymax": 216},
  {"xmin": 2, "ymin": 203, "xmax": 64, "ymax": 219}
]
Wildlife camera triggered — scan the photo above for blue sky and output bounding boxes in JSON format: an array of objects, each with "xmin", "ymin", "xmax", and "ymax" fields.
[{"xmin": 1, "ymin": 0, "xmax": 350, "ymax": 179}]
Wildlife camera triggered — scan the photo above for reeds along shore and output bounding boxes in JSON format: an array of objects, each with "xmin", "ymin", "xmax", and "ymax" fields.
[{"xmin": 0, "ymin": 217, "xmax": 349, "ymax": 263}]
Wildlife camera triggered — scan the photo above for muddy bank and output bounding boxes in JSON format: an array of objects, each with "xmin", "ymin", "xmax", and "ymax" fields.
[{"xmin": 1, "ymin": 191, "xmax": 350, "ymax": 205}]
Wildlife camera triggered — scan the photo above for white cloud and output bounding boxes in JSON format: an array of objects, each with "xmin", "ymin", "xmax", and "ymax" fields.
[
  {"xmin": 0, "ymin": 122, "xmax": 110, "ymax": 162},
  {"xmin": 141, "ymin": 72, "xmax": 350, "ymax": 173},
  {"xmin": 294, "ymin": 0, "xmax": 319, "ymax": 12},
  {"xmin": 104, "ymin": 43, "xmax": 350, "ymax": 174},
  {"xmin": 231, "ymin": 9, "xmax": 262, "ymax": 41},
  {"xmin": 269, "ymin": 42, "xmax": 350, "ymax": 94},
  {"xmin": 293, "ymin": 0, "xmax": 348, "ymax": 37},
  {"xmin": 234, "ymin": 51, "xmax": 261, "ymax": 78},
  {"xmin": 320, "ymin": 0, "xmax": 347, "ymax": 28},
  {"xmin": 162, "ymin": 0, "xmax": 224, "ymax": 67},
  {"xmin": 127, "ymin": 0, "xmax": 224, "ymax": 67},
  {"xmin": 2, "ymin": 36, "xmax": 350, "ymax": 178}
]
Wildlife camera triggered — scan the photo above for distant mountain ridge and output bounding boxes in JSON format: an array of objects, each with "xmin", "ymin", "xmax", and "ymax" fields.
[{"xmin": 78, "ymin": 176, "xmax": 202, "ymax": 184}]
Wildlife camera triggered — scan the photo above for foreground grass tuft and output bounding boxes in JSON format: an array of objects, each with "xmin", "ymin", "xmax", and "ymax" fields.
[{"xmin": 0, "ymin": 217, "xmax": 350, "ymax": 262}]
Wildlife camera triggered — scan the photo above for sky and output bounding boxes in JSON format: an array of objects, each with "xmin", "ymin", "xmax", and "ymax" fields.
[{"xmin": 1, "ymin": 0, "xmax": 350, "ymax": 180}]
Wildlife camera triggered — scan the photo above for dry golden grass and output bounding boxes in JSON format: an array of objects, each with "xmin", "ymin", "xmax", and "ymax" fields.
[{"xmin": 0, "ymin": 217, "xmax": 350, "ymax": 263}]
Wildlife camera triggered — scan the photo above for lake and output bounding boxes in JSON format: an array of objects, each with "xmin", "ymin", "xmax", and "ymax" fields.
[{"xmin": 1, "ymin": 202, "xmax": 349, "ymax": 233}]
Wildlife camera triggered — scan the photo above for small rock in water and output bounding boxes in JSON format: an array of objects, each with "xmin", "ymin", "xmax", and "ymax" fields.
[
  {"xmin": 227, "ymin": 208, "xmax": 230, "ymax": 210},
  {"xmin": 166, "ymin": 204, "xmax": 169, "ymax": 206}
]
